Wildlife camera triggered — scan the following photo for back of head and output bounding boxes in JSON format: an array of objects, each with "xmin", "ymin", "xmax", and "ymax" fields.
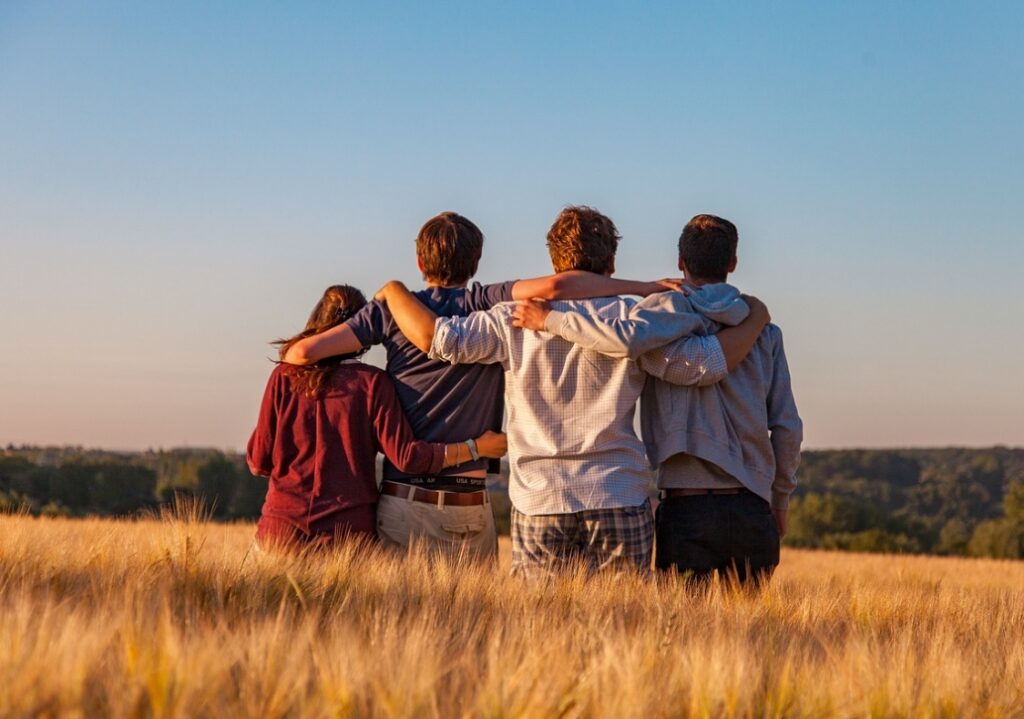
[
  {"xmin": 275, "ymin": 284, "xmax": 368, "ymax": 396},
  {"xmin": 678, "ymin": 214, "xmax": 738, "ymax": 283},
  {"xmin": 415, "ymin": 212, "xmax": 484, "ymax": 286},
  {"xmin": 546, "ymin": 206, "xmax": 620, "ymax": 274}
]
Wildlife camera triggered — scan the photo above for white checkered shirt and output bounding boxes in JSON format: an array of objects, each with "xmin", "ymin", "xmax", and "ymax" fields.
[{"xmin": 429, "ymin": 297, "xmax": 726, "ymax": 515}]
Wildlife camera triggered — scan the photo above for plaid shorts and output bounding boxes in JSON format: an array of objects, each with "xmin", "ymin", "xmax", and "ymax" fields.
[{"xmin": 510, "ymin": 499, "xmax": 654, "ymax": 577}]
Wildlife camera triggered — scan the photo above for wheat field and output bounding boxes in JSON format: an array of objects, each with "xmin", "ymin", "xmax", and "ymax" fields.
[{"xmin": 1, "ymin": 507, "xmax": 1023, "ymax": 719}]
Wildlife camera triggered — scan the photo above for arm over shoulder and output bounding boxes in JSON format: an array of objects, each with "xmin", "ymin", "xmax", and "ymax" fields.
[
  {"xmin": 543, "ymin": 292, "xmax": 707, "ymax": 360},
  {"xmin": 467, "ymin": 281, "xmax": 516, "ymax": 310},
  {"xmin": 429, "ymin": 305, "xmax": 511, "ymax": 366},
  {"xmin": 638, "ymin": 334, "xmax": 728, "ymax": 386},
  {"xmin": 282, "ymin": 303, "xmax": 377, "ymax": 365}
]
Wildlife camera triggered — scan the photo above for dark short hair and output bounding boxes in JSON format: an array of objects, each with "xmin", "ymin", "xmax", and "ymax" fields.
[
  {"xmin": 678, "ymin": 214, "xmax": 738, "ymax": 282},
  {"xmin": 546, "ymin": 206, "xmax": 620, "ymax": 274},
  {"xmin": 415, "ymin": 212, "xmax": 483, "ymax": 285}
]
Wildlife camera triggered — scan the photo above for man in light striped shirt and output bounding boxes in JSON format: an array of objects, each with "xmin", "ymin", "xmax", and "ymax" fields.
[{"xmin": 376, "ymin": 206, "xmax": 769, "ymax": 576}]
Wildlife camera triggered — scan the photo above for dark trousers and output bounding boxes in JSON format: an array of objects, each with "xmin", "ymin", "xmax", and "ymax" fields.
[{"xmin": 655, "ymin": 491, "xmax": 780, "ymax": 585}]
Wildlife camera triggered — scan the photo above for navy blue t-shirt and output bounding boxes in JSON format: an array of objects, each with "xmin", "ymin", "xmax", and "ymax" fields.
[{"xmin": 347, "ymin": 281, "xmax": 515, "ymax": 482}]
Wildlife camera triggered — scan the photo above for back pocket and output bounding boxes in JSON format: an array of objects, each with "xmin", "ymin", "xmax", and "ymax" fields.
[{"xmin": 440, "ymin": 521, "xmax": 486, "ymax": 539}]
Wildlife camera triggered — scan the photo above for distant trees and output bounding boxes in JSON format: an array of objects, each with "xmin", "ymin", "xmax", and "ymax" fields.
[
  {"xmin": 0, "ymin": 448, "xmax": 266, "ymax": 521},
  {"xmin": 788, "ymin": 448, "xmax": 1024, "ymax": 558},
  {"xmin": 4, "ymin": 445, "xmax": 1024, "ymax": 561},
  {"xmin": 786, "ymin": 492, "xmax": 922, "ymax": 554},
  {"xmin": 966, "ymin": 481, "xmax": 1024, "ymax": 559}
]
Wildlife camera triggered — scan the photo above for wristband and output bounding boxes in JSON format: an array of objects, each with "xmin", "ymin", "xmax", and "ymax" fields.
[{"xmin": 465, "ymin": 439, "xmax": 480, "ymax": 462}]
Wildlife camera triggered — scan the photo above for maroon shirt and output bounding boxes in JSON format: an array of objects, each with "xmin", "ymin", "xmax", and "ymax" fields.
[{"xmin": 246, "ymin": 361, "xmax": 444, "ymax": 534}]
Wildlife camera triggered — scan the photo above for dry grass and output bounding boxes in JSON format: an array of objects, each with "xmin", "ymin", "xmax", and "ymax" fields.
[{"xmin": 1, "ymin": 506, "xmax": 1023, "ymax": 719}]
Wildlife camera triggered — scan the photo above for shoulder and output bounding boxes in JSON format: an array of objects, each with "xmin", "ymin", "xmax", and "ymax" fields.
[
  {"xmin": 351, "ymin": 363, "xmax": 400, "ymax": 403},
  {"xmin": 343, "ymin": 362, "xmax": 388, "ymax": 383},
  {"xmin": 639, "ymin": 290, "xmax": 696, "ymax": 313},
  {"xmin": 262, "ymin": 363, "xmax": 300, "ymax": 398},
  {"xmin": 361, "ymin": 299, "xmax": 390, "ymax": 322},
  {"xmin": 313, "ymin": 362, "xmax": 388, "ymax": 400},
  {"xmin": 346, "ymin": 299, "xmax": 390, "ymax": 339},
  {"xmin": 268, "ymin": 363, "xmax": 295, "ymax": 384},
  {"xmin": 486, "ymin": 301, "xmax": 516, "ymax": 317}
]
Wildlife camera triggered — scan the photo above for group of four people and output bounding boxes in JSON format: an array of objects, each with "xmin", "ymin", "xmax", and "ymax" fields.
[{"xmin": 247, "ymin": 207, "xmax": 802, "ymax": 583}]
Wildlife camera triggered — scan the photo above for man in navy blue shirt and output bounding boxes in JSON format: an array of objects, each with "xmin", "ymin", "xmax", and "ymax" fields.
[{"xmin": 284, "ymin": 211, "xmax": 675, "ymax": 560}]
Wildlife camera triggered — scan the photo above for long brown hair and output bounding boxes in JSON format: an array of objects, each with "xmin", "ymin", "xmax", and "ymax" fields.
[{"xmin": 274, "ymin": 285, "xmax": 368, "ymax": 397}]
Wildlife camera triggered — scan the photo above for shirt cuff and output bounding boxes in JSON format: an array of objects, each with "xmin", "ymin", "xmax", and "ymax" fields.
[
  {"xmin": 427, "ymin": 317, "xmax": 449, "ymax": 361},
  {"xmin": 428, "ymin": 443, "xmax": 447, "ymax": 474},
  {"xmin": 771, "ymin": 489, "xmax": 791, "ymax": 512},
  {"xmin": 704, "ymin": 336, "xmax": 729, "ymax": 383},
  {"xmin": 543, "ymin": 310, "xmax": 567, "ymax": 335}
]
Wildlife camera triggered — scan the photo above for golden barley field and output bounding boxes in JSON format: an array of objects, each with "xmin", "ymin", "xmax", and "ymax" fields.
[{"xmin": 1, "ymin": 507, "xmax": 1023, "ymax": 719}]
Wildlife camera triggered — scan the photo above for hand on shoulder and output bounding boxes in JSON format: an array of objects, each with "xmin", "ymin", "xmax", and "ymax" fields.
[{"xmin": 511, "ymin": 299, "xmax": 551, "ymax": 331}]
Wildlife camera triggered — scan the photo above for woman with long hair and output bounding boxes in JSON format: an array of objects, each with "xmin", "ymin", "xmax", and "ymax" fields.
[{"xmin": 246, "ymin": 284, "xmax": 506, "ymax": 549}]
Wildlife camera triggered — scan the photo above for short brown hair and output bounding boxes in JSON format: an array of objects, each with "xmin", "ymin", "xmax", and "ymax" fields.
[
  {"xmin": 546, "ymin": 206, "xmax": 620, "ymax": 274},
  {"xmin": 678, "ymin": 214, "xmax": 738, "ymax": 282},
  {"xmin": 415, "ymin": 212, "xmax": 484, "ymax": 285}
]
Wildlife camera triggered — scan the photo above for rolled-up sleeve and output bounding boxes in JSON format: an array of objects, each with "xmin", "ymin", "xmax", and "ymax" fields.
[
  {"xmin": 428, "ymin": 307, "xmax": 510, "ymax": 366},
  {"xmin": 639, "ymin": 334, "xmax": 728, "ymax": 387}
]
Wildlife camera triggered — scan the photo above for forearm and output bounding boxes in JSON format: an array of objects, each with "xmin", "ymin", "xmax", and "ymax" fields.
[
  {"xmin": 428, "ymin": 311, "xmax": 508, "ymax": 366},
  {"xmin": 767, "ymin": 333, "xmax": 802, "ymax": 511},
  {"xmin": 770, "ymin": 438, "xmax": 800, "ymax": 511},
  {"xmin": 640, "ymin": 335, "xmax": 728, "ymax": 386},
  {"xmin": 282, "ymin": 323, "xmax": 363, "ymax": 365},
  {"xmin": 378, "ymin": 281, "xmax": 438, "ymax": 353},
  {"xmin": 769, "ymin": 427, "xmax": 802, "ymax": 510},
  {"xmin": 512, "ymin": 271, "xmax": 675, "ymax": 301},
  {"xmin": 770, "ymin": 471, "xmax": 798, "ymax": 511},
  {"xmin": 716, "ymin": 317, "xmax": 767, "ymax": 371},
  {"xmin": 440, "ymin": 442, "xmax": 474, "ymax": 468},
  {"xmin": 539, "ymin": 271, "xmax": 665, "ymax": 300},
  {"xmin": 544, "ymin": 295, "xmax": 704, "ymax": 360}
]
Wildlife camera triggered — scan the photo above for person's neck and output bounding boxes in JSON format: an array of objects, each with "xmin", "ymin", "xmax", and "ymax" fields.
[
  {"xmin": 684, "ymin": 275, "xmax": 726, "ymax": 288},
  {"xmin": 425, "ymin": 279, "xmax": 468, "ymax": 289}
]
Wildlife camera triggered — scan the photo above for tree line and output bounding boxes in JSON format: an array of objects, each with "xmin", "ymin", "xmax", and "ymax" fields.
[
  {"xmin": 0, "ymin": 447, "xmax": 266, "ymax": 520},
  {"xmin": 786, "ymin": 447, "xmax": 1024, "ymax": 558},
  {"xmin": 2, "ymin": 445, "xmax": 1023, "ymax": 559}
]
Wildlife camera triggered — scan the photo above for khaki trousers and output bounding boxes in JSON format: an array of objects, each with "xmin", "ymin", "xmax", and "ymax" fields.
[{"xmin": 376, "ymin": 492, "xmax": 498, "ymax": 562}]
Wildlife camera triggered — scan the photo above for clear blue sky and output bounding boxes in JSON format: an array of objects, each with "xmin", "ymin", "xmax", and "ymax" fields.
[{"xmin": 2, "ymin": 1, "xmax": 1022, "ymax": 451}]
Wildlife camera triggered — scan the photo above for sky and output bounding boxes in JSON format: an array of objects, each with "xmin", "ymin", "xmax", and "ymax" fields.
[{"xmin": 1, "ymin": 1, "xmax": 1022, "ymax": 452}]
